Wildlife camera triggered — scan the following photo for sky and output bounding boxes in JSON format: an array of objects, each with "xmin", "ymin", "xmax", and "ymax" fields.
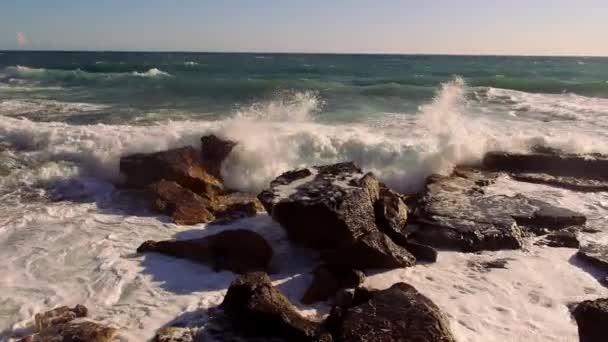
[{"xmin": 1, "ymin": 0, "xmax": 607, "ymax": 56}]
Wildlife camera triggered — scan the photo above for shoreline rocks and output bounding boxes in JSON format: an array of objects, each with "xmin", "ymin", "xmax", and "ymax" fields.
[
  {"xmin": 572, "ymin": 298, "xmax": 608, "ymax": 342},
  {"xmin": 138, "ymin": 229, "xmax": 273, "ymax": 274}
]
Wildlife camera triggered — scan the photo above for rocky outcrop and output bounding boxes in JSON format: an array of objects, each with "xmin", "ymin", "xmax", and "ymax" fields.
[
  {"xmin": 138, "ymin": 229, "xmax": 273, "ymax": 274},
  {"xmin": 120, "ymin": 146, "xmax": 223, "ymax": 198},
  {"xmin": 482, "ymin": 151, "xmax": 608, "ymax": 192},
  {"xmin": 153, "ymin": 327, "xmax": 194, "ymax": 342},
  {"xmin": 374, "ymin": 187, "xmax": 411, "ymax": 246},
  {"xmin": 212, "ymin": 192, "xmax": 263, "ymax": 224},
  {"xmin": 200, "ymin": 134, "xmax": 237, "ymax": 181},
  {"xmin": 148, "ymin": 180, "xmax": 216, "ymax": 225},
  {"xmin": 536, "ymin": 230, "xmax": 580, "ymax": 248},
  {"xmin": 258, "ymin": 162, "xmax": 379, "ymax": 249},
  {"xmin": 301, "ymin": 265, "xmax": 365, "ymax": 305},
  {"xmin": 328, "ymin": 283, "xmax": 456, "ymax": 342},
  {"xmin": 577, "ymin": 244, "xmax": 608, "ymax": 273},
  {"xmin": 218, "ymin": 272, "xmax": 330, "ymax": 341},
  {"xmin": 572, "ymin": 298, "xmax": 608, "ymax": 342},
  {"xmin": 18, "ymin": 305, "xmax": 117, "ymax": 342},
  {"xmin": 410, "ymin": 167, "xmax": 586, "ymax": 252}
]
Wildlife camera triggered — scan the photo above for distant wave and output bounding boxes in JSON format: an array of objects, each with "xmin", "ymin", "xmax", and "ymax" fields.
[
  {"xmin": 4, "ymin": 65, "xmax": 171, "ymax": 81},
  {"xmin": 131, "ymin": 68, "xmax": 171, "ymax": 78}
]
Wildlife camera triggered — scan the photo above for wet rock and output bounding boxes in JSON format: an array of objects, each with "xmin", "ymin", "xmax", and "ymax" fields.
[
  {"xmin": 21, "ymin": 319, "xmax": 117, "ymax": 342},
  {"xmin": 258, "ymin": 162, "xmax": 380, "ymax": 249},
  {"xmin": 374, "ymin": 187, "xmax": 410, "ymax": 246},
  {"xmin": 330, "ymin": 283, "xmax": 456, "ymax": 342},
  {"xmin": 411, "ymin": 167, "xmax": 586, "ymax": 252},
  {"xmin": 34, "ymin": 304, "xmax": 88, "ymax": 333},
  {"xmin": 536, "ymin": 230, "xmax": 580, "ymax": 248},
  {"xmin": 138, "ymin": 229, "xmax": 273, "ymax": 274},
  {"xmin": 404, "ymin": 241, "xmax": 438, "ymax": 263},
  {"xmin": 148, "ymin": 180, "xmax": 216, "ymax": 225},
  {"xmin": 572, "ymin": 298, "xmax": 608, "ymax": 342},
  {"xmin": 200, "ymin": 134, "xmax": 237, "ymax": 181},
  {"xmin": 482, "ymin": 151, "xmax": 608, "ymax": 181},
  {"xmin": 468, "ymin": 258, "xmax": 512, "ymax": 273},
  {"xmin": 153, "ymin": 326, "xmax": 194, "ymax": 342},
  {"xmin": 120, "ymin": 146, "xmax": 223, "ymax": 197},
  {"xmin": 301, "ymin": 265, "xmax": 365, "ymax": 305},
  {"xmin": 510, "ymin": 173, "xmax": 608, "ymax": 192},
  {"xmin": 219, "ymin": 272, "xmax": 328, "ymax": 341},
  {"xmin": 323, "ymin": 231, "xmax": 416, "ymax": 270},
  {"xmin": 577, "ymin": 244, "xmax": 608, "ymax": 272},
  {"xmin": 212, "ymin": 192, "xmax": 263, "ymax": 224}
]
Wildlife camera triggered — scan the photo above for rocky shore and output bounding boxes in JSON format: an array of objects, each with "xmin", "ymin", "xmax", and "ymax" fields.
[{"xmin": 10, "ymin": 136, "xmax": 608, "ymax": 342}]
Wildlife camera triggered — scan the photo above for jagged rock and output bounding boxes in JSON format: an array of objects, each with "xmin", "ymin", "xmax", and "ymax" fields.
[
  {"xmin": 404, "ymin": 241, "xmax": 438, "ymax": 263},
  {"xmin": 578, "ymin": 244, "xmax": 608, "ymax": 272},
  {"xmin": 510, "ymin": 173, "xmax": 608, "ymax": 192},
  {"xmin": 483, "ymin": 151, "xmax": 608, "ymax": 180},
  {"xmin": 212, "ymin": 192, "xmax": 263, "ymax": 224},
  {"xmin": 153, "ymin": 327, "xmax": 194, "ymax": 342},
  {"xmin": 536, "ymin": 230, "xmax": 580, "ymax": 248},
  {"xmin": 330, "ymin": 283, "xmax": 456, "ymax": 342},
  {"xmin": 258, "ymin": 162, "xmax": 380, "ymax": 249},
  {"xmin": 120, "ymin": 146, "xmax": 223, "ymax": 197},
  {"xmin": 468, "ymin": 258, "xmax": 512, "ymax": 273},
  {"xmin": 301, "ymin": 265, "xmax": 365, "ymax": 305},
  {"xmin": 148, "ymin": 180, "xmax": 216, "ymax": 225},
  {"xmin": 138, "ymin": 229, "xmax": 273, "ymax": 274},
  {"xmin": 219, "ymin": 272, "xmax": 328, "ymax": 341},
  {"xmin": 572, "ymin": 298, "xmax": 608, "ymax": 342},
  {"xmin": 200, "ymin": 134, "xmax": 237, "ymax": 181},
  {"xmin": 34, "ymin": 305, "xmax": 88, "ymax": 333},
  {"xmin": 323, "ymin": 232, "xmax": 416, "ymax": 270},
  {"xmin": 21, "ymin": 316, "xmax": 117, "ymax": 342},
  {"xmin": 374, "ymin": 187, "xmax": 410, "ymax": 246},
  {"xmin": 411, "ymin": 167, "xmax": 586, "ymax": 252}
]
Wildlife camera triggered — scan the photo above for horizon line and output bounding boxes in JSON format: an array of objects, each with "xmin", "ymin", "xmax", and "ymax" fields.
[{"xmin": 1, "ymin": 49, "xmax": 607, "ymax": 58}]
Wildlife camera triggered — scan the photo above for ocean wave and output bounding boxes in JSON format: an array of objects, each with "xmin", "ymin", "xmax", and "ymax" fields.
[
  {"xmin": 0, "ymin": 99, "xmax": 109, "ymax": 117},
  {"xmin": 2, "ymin": 81, "xmax": 607, "ymax": 197},
  {"xmin": 131, "ymin": 68, "xmax": 171, "ymax": 78},
  {"xmin": 4, "ymin": 65, "xmax": 171, "ymax": 82}
]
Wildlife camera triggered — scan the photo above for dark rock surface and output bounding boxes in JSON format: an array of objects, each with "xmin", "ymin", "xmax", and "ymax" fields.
[
  {"xmin": 258, "ymin": 162, "xmax": 379, "ymax": 249},
  {"xmin": 120, "ymin": 146, "xmax": 223, "ymax": 197},
  {"xmin": 374, "ymin": 187, "xmax": 410, "ymax": 246},
  {"xmin": 510, "ymin": 173, "xmax": 608, "ymax": 192},
  {"xmin": 34, "ymin": 305, "xmax": 88, "ymax": 333},
  {"xmin": 301, "ymin": 265, "xmax": 365, "ymax": 305},
  {"xmin": 404, "ymin": 241, "xmax": 438, "ymax": 263},
  {"xmin": 410, "ymin": 167, "xmax": 586, "ymax": 252},
  {"xmin": 200, "ymin": 134, "xmax": 237, "ymax": 181},
  {"xmin": 536, "ymin": 230, "xmax": 580, "ymax": 248},
  {"xmin": 219, "ymin": 272, "xmax": 329, "ymax": 341},
  {"xmin": 148, "ymin": 180, "xmax": 216, "ymax": 225},
  {"xmin": 572, "ymin": 298, "xmax": 608, "ymax": 342},
  {"xmin": 138, "ymin": 229, "xmax": 273, "ymax": 274},
  {"xmin": 577, "ymin": 244, "xmax": 608, "ymax": 272},
  {"xmin": 330, "ymin": 283, "xmax": 456, "ymax": 342},
  {"xmin": 212, "ymin": 192, "xmax": 263, "ymax": 224},
  {"xmin": 323, "ymin": 231, "xmax": 416, "ymax": 270},
  {"xmin": 153, "ymin": 327, "xmax": 194, "ymax": 342}
]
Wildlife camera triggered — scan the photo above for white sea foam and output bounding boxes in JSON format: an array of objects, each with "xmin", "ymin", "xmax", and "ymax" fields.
[
  {"xmin": 0, "ymin": 99, "xmax": 109, "ymax": 117},
  {"xmin": 132, "ymin": 68, "xmax": 171, "ymax": 78}
]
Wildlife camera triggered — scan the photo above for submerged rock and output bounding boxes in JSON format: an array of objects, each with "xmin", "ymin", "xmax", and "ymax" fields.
[
  {"xmin": 572, "ymin": 298, "xmax": 608, "ymax": 342},
  {"xmin": 120, "ymin": 146, "xmax": 223, "ymax": 197},
  {"xmin": 138, "ymin": 229, "xmax": 273, "ymax": 274},
  {"xmin": 411, "ymin": 167, "xmax": 586, "ymax": 252},
  {"xmin": 218, "ymin": 272, "xmax": 329, "ymax": 341},
  {"xmin": 148, "ymin": 180, "xmax": 216, "ymax": 225},
  {"xmin": 301, "ymin": 265, "xmax": 365, "ymax": 305},
  {"xmin": 258, "ymin": 162, "xmax": 379, "ymax": 249},
  {"xmin": 200, "ymin": 134, "xmax": 237, "ymax": 181},
  {"xmin": 329, "ymin": 283, "xmax": 456, "ymax": 342},
  {"xmin": 153, "ymin": 326, "xmax": 194, "ymax": 342}
]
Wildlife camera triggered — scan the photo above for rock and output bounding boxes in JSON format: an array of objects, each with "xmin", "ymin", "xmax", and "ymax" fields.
[
  {"xmin": 138, "ymin": 229, "xmax": 273, "ymax": 274},
  {"xmin": 219, "ymin": 272, "xmax": 327, "ymax": 341},
  {"xmin": 120, "ymin": 146, "xmax": 223, "ymax": 197},
  {"xmin": 148, "ymin": 180, "xmax": 216, "ymax": 225},
  {"xmin": 200, "ymin": 134, "xmax": 237, "ymax": 181},
  {"xmin": 404, "ymin": 241, "xmax": 438, "ymax": 263},
  {"xmin": 153, "ymin": 327, "xmax": 194, "ymax": 342},
  {"xmin": 572, "ymin": 298, "xmax": 608, "ymax": 342},
  {"xmin": 536, "ymin": 230, "xmax": 580, "ymax": 248},
  {"xmin": 323, "ymin": 231, "xmax": 416, "ymax": 270},
  {"xmin": 34, "ymin": 304, "xmax": 88, "ymax": 333},
  {"xmin": 411, "ymin": 167, "xmax": 586, "ymax": 252},
  {"xmin": 301, "ymin": 265, "xmax": 365, "ymax": 305},
  {"xmin": 27, "ymin": 320, "xmax": 117, "ymax": 342},
  {"xmin": 374, "ymin": 187, "xmax": 410, "ymax": 246},
  {"xmin": 331, "ymin": 283, "xmax": 456, "ymax": 342},
  {"xmin": 258, "ymin": 162, "xmax": 380, "ymax": 249},
  {"xmin": 212, "ymin": 192, "xmax": 263, "ymax": 224},
  {"xmin": 577, "ymin": 244, "xmax": 608, "ymax": 272},
  {"xmin": 468, "ymin": 258, "xmax": 512, "ymax": 272},
  {"xmin": 510, "ymin": 173, "xmax": 608, "ymax": 192},
  {"xmin": 482, "ymin": 151, "xmax": 608, "ymax": 181}
]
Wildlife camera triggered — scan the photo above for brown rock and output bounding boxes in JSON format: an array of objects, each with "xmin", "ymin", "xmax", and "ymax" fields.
[
  {"xmin": 572, "ymin": 298, "xmax": 608, "ymax": 342},
  {"xmin": 28, "ymin": 320, "xmax": 117, "ymax": 342},
  {"xmin": 153, "ymin": 326, "xmax": 194, "ymax": 342},
  {"xmin": 120, "ymin": 146, "xmax": 223, "ymax": 197},
  {"xmin": 374, "ymin": 187, "xmax": 410, "ymax": 246},
  {"xmin": 301, "ymin": 265, "xmax": 365, "ymax": 305},
  {"xmin": 212, "ymin": 192, "xmax": 263, "ymax": 223},
  {"xmin": 138, "ymin": 229, "xmax": 273, "ymax": 274},
  {"xmin": 220, "ymin": 272, "xmax": 327, "ymax": 341},
  {"xmin": 34, "ymin": 304, "xmax": 88, "ymax": 333},
  {"xmin": 200, "ymin": 134, "xmax": 237, "ymax": 180},
  {"xmin": 148, "ymin": 180, "xmax": 215, "ymax": 225}
]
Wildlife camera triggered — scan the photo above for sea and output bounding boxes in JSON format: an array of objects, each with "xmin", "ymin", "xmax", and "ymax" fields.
[{"xmin": 1, "ymin": 52, "xmax": 608, "ymax": 341}]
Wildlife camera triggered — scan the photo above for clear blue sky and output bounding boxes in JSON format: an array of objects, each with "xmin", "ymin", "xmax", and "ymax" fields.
[{"xmin": 1, "ymin": 0, "xmax": 607, "ymax": 55}]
